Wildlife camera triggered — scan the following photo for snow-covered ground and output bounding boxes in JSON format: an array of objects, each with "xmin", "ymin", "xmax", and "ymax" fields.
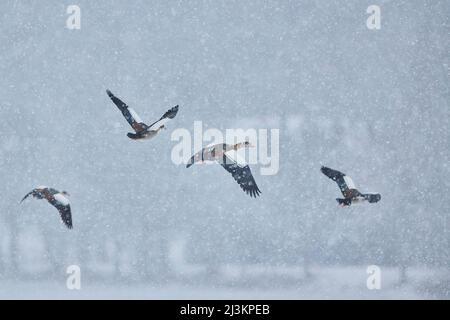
[{"xmin": 1, "ymin": 266, "xmax": 448, "ymax": 299}]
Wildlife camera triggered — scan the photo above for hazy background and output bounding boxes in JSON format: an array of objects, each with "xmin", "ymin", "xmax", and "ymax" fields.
[{"xmin": 0, "ymin": 0, "xmax": 448, "ymax": 299}]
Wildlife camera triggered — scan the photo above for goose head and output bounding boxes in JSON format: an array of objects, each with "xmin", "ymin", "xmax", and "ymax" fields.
[
  {"xmin": 61, "ymin": 191, "xmax": 70, "ymax": 197},
  {"xmin": 234, "ymin": 141, "xmax": 255, "ymax": 150}
]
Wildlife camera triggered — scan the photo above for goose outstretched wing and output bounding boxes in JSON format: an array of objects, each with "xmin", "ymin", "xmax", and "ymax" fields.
[
  {"xmin": 106, "ymin": 89, "xmax": 148, "ymax": 133},
  {"xmin": 321, "ymin": 166, "xmax": 360, "ymax": 198},
  {"xmin": 220, "ymin": 153, "xmax": 261, "ymax": 198},
  {"xmin": 148, "ymin": 105, "xmax": 179, "ymax": 131}
]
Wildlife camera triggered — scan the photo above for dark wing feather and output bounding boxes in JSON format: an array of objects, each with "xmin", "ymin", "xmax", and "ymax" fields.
[
  {"xmin": 47, "ymin": 188, "xmax": 60, "ymax": 195},
  {"xmin": 148, "ymin": 105, "xmax": 179, "ymax": 130},
  {"xmin": 186, "ymin": 152, "xmax": 197, "ymax": 168},
  {"xmin": 160, "ymin": 105, "xmax": 179, "ymax": 120},
  {"xmin": 363, "ymin": 193, "xmax": 381, "ymax": 203},
  {"xmin": 106, "ymin": 89, "xmax": 147, "ymax": 133},
  {"xmin": 49, "ymin": 198, "xmax": 73, "ymax": 229},
  {"xmin": 321, "ymin": 166, "xmax": 358, "ymax": 198},
  {"xmin": 220, "ymin": 154, "xmax": 261, "ymax": 198},
  {"xmin": 20, "ymin": 190, "xmax": 34, "ymax": 203}
]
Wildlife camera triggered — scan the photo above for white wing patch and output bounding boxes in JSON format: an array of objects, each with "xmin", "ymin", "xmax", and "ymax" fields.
[
  {"xmin": 54, "ymin": 193, "xmax": 70, "ymax": 206},
  {"xmin": 225, "ymin": 149, "xmax": 247, "ymax": 167},
  {"xmin": 128, "ymin": 108, "xmax": 143, "ymax": 124},
  {"xmin": 344, "ymin": 176, "xmax": 356, "ymax": 189}
]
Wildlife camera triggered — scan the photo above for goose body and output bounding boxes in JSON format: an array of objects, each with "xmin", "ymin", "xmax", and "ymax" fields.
[
  {"xmin": 106, "ymin": 89, "xmax": 179, "ymax": 140},
  {"xmin": 21, "ymin": 186, "xmax": 73, "ymax": 229},
  {"xmin": 187, "ymin": 142, "xmax": 261, "ymax": 198},
  {"xmin": 321, "ymin": 166, "xmax": 381, "ymax": 207}
]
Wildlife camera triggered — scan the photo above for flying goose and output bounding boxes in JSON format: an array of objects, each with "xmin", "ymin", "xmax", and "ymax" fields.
[
  {"xmin": 21, "ymin": 186, "xmax": 73, "ymax": 229},
  {"xmin": 186, "ymin": 142, "xmax": 261, "ymax": 198},
  {"xmin": 106, "ymin": 89, "xmax": 179, "ymax": 140},
  {"xmin": 321, "ymin": 166, "xmax": 381, "ymax": 206}
]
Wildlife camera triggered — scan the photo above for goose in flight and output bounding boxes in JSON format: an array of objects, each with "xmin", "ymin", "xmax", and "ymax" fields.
[
  {"xmin": 186, "ymin": 142, "xmax": 261, "ymax": 198},
  {"xmin": 20, "ymin": 186, "xmax": 73, "ymax": 229},
  {"xmin": 106, "ymin": 89, "xmax": 179, "ymax": 140},
  {"xmin": 321, "ymin": 166, "xmax": 381, "ymax": 207}
]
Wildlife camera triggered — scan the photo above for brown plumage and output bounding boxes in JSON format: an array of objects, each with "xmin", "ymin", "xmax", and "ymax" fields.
[{"xmin": 106, "ymin": 89, "xmax": 179, "ymax": 140}]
